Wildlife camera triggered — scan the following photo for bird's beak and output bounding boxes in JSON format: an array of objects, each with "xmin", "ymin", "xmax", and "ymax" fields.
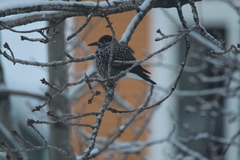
[{"xmin": 88, "ymin": 42, "xmax": 100, "ymax": 46}]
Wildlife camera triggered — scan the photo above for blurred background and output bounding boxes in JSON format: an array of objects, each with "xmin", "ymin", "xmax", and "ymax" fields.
[{"xmin": 1, "ymin": 0, "xmax": 240, "ymax": 160}]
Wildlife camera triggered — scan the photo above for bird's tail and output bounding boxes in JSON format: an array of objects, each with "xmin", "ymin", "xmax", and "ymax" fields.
[
  {"xmin": 137, "ymin": 71, "xmax": 156, "ymax": 85},
  {"xmin": 130, "ymin": 66, "xmax": 156, "ymax": 85}
]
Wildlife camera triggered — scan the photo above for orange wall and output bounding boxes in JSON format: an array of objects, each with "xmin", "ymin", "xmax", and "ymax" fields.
[{"xmin": 71, "ymin": 10, "xmax": 150, "ymax": 159}]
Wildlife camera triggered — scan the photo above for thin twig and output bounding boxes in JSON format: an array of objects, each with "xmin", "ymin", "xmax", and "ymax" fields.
[
  {"xmin": 67, "ymin": 13, "xmax": 93, "ymax": 41},
  {"xmin": 32, "ymin": 76, "xmax": 87, "ymax": 112},
  {"xmin": 0, "ymin": 50, "xmax": 95, "ymax": 67},
  {"xmin": 3, "ymin": 42, "xmax": 15, "ymax": 65}
]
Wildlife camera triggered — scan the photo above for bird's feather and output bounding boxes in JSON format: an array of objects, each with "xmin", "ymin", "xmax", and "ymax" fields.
[{"xmin": 89, "ymin": 35, "xmax": 156, "ymax": 85}]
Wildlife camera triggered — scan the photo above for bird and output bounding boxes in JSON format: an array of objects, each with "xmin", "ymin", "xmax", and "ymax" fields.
[{"xmin": 88, "ymin": 35, "xmax": 156, "ymax": 85}]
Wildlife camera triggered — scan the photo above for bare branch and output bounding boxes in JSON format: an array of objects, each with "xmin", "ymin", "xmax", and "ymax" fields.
[
  {"xmin": 0, "ymin": 89, "xmax": 46, "ymax": 100},
  {"xmin": 0, "ymin": 50, "xmax": 95, "ymax": 67},
  {"xmin": 0, "ymin": 0, "xmax": 201, "ymax": 30},
  {"xmin": 80, "ymin": 84, "xmax": 115, "ymax": 160}
]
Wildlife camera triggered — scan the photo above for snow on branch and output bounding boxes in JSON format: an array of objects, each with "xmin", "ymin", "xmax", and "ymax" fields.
[{"xmin": 0, "ymin": 0, "xmax": 201, "ymax": 30}]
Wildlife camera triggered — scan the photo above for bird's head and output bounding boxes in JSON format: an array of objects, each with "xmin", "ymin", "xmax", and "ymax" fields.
[{"xmin": 88, "ymin": 35, "xmax": 116, "ymax": 48}]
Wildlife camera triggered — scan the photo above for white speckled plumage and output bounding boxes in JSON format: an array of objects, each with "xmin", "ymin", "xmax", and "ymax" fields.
[{"xmin": 88, "ymin": 35, "xmax": 156, "ymax": 85}]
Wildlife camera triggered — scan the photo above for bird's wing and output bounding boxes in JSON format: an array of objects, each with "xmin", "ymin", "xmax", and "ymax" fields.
[
  {"xmin": 110, "ymin": 44, "xmax": 151, "ymax": 74},
  {"xmin": 111, "ymin": 45, "xmax": 135, "ymax": 70},
  {"xmin": 113, "ymin": 44, "xmax": 135, "ymax": 61}
]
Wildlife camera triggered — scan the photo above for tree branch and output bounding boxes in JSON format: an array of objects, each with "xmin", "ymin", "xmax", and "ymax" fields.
[
  {"xmin": 0, "ymin": 0, "xmax": 201, "ymax": 30},
  {"xmin": 0, "ymin": 50, "xmax": 95, "ymax": 67}
]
